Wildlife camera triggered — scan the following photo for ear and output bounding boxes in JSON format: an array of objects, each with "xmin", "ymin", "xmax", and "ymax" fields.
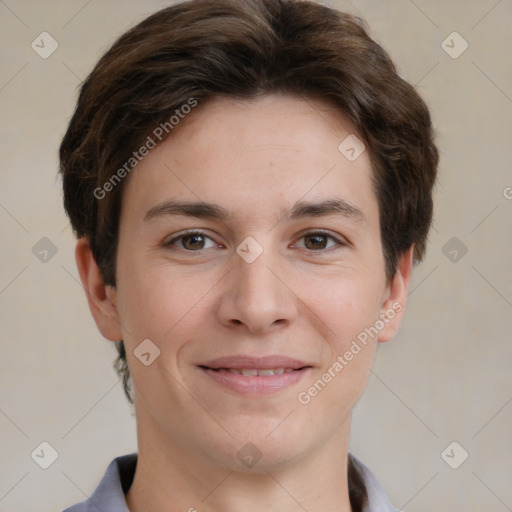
[
  {"xmin": 75, "ymin": 238, "xmax": 123, "ymax": 342},
  {"xmin": 377, "ymin": 246, "xmax": 414, "ymax": 343}
]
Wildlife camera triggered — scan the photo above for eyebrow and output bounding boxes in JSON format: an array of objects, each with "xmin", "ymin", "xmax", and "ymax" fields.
[
  {"xmin": 144, "ymin": 200, "xmax": 231, "ymax": 222},
  {"xmin": 143, "ymin": 198, "xmax": 365, "ymax": 223},
  {"xmin": 285, "ymin": 199, "xmax": 365, "ymax": 222}
]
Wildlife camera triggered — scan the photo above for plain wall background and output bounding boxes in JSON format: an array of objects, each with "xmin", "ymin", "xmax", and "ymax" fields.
[{"xmin": 1, "ymin": 0, "xmax": 511, "ymax": 511}]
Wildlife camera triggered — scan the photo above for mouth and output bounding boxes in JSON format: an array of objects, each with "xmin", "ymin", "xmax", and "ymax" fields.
[
  {"xmin": 198, "ymin": 356, "xmax": 312, "ymax": 394},
  {"xmin": 202, "ymin": 367, "xmax": 305, "ymax": 376}
]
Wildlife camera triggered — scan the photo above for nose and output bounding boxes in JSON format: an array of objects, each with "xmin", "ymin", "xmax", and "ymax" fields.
[{"xmin": 216, "ymin": 247, "xmax": 298, "ymax": 335}]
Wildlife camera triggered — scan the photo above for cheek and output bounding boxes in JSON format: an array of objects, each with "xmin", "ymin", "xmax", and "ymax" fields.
[
  {"xmin": 115, "ymin": 259, "xmax": 216, "ymax": 349},
  {"xmin": 303, "ymin": 273, "xmax": 384, "ymax": 344},
  {"xmin": 299, "ymin": 286, "xmax": 379, "ymax": 415},
  {"xmin": 115, "ymin": 258, "xmax": 170, "ymax": 343}
]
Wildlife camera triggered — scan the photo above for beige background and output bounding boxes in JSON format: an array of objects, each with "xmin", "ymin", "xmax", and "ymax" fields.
[{"xmin": 1, "ymin": 0, "xmax": 511, "ymax": 511}]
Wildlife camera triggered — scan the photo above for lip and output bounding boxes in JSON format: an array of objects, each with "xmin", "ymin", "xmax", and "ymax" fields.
[
  {"xmin": 198, "ymin": 355, "xmax": 312, "ymax": 395},
  {"xmin": 199, "ymin": 355, "xmax": 310, "ymax": 370}
]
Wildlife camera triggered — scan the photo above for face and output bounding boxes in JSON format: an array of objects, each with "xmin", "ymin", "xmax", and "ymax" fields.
[{"xmin": 85, "ymin": 94, "xmax": 410, "ymax": 472}]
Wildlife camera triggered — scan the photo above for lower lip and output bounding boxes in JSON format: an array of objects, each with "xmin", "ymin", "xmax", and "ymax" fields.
[{"xmin": 200, "ymin": 367, "xmax": 311, "ymax": 394}]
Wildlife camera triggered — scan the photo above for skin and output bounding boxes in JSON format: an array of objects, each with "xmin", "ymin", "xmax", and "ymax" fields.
[{"xmin": 76, "ymin": 94, "xmax": 413, "ymax": 512}]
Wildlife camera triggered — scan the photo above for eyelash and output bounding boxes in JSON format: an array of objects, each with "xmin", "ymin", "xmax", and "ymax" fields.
[{"xmin": 165, "ymin": 229, "xmax": 347, "ymax": 253}]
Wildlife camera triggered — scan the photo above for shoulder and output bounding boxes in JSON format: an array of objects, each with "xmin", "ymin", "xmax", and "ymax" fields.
[
  {"xmin": 61, "ymin": 453, "xmax": 137, "ymax": 512},
  {"xmin": 349, "ymin": 454, "xmax": 399, "ymax": 512}
]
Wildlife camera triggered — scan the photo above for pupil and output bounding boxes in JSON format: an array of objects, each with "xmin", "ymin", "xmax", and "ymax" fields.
[
  {"xmin": 306, "ymin": 235, "xmax": 326, "ymax": 250},
  {"xmin": 184, "ymin": 235, "xmax": 204, "ymax": 250}
]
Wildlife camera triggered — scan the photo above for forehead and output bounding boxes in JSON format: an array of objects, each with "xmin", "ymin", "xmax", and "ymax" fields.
[{"xmin": 120, "ymin": 94, "xmax": 377, "ymax": 224}]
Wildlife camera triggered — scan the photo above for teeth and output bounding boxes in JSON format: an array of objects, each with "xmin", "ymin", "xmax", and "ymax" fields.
[
  {"xmin": 258, "ymin": 369, "xmax": 278, "ymax": 376},
  {"xmin": 220, "ymin": 368, "xmax": 293, "ymax": 376},
  {"xmin": 241, "ymin": 369, "xmax": 259, "ymax": 376}
]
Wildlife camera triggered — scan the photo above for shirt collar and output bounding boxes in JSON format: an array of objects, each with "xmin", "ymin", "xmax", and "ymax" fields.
[
  {"xmin": 64, "ymin": 453, "xmax": 397, "ymax": 512},
  {"xmin": 349, "ymin": 455, "xmax": 399, "ymax": 512}
]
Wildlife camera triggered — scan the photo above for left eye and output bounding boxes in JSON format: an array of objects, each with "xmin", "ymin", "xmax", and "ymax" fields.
[
  {"xmin": 167, "ymin": 232, "xmax": 218, "ymax": 251},
  {"xmin": 294, "ymin": 232, "xmax": 341, "ymax": 251}
]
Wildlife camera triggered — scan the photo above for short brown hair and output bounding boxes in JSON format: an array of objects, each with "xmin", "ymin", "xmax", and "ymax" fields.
[{"xmin": 60, "ymin": 0, "xmax": 438, "ymax": 401}]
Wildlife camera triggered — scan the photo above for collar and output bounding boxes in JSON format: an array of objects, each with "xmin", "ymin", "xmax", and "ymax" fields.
[{"xmin": 63, "ymin": 453, "xmax": 397, "ymax": 512}]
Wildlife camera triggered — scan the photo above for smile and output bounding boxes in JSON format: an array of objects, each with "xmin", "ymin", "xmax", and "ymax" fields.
[
  {"xmin": 199, "ymin": 365, "xmax": 312, "ymax": 396},
  {"xmin": 208, "ymin": 367, "xmax": 298, "ymax": 376}
]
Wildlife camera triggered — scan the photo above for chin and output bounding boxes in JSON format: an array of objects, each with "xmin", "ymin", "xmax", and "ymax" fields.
[{"xmin": 203, "ymin": 423, "xmax": 312, "ymax": 473}]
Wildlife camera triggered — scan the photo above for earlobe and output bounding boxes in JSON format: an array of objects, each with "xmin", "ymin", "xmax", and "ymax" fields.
[
  {"xmin": 75, "ymin": 238, "xmax": 123, "ymax": 342},
  {"xmin": 377, "ymin": 246, "xmax": 414, "ymax": 343}
]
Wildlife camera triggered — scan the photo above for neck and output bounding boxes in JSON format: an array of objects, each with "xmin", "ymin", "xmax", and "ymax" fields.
[{"xmin": 126, "ymin": 410, "xmax": 355, "ymax": 512}]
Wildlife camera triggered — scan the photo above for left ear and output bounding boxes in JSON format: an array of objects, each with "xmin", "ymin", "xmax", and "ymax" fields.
[{"xmin": 377, "ymin": 246, "xmax": 414, "ymax": 343}]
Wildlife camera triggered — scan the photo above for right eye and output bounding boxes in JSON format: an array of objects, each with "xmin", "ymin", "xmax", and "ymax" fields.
[{"xmin": 165, "ymin": 230, "xmax": 219, "ymax": 251}]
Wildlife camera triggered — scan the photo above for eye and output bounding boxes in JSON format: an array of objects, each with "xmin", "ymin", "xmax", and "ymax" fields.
[
  {"xmin": 294, "ymin": 231, "xmax": 345, "ymax": 251},
  {"xmin": 166, "ymin": 230, "xmax": 218, "ymax": 251}
]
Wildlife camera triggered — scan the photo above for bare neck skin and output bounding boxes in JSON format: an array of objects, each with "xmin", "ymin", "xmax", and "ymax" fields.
[{"xmin": 126, "ymin": 406, "xmax": 353, "ymax": 512}]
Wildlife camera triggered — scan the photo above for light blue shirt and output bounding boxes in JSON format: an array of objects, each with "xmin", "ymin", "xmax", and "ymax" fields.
[{"xmin": 62, "ymin": 453, "xmax": 398, "ymax": 511}]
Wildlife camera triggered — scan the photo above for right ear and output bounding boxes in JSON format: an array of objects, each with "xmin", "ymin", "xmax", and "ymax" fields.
[{"xmin": 75, "ymin": 238, "xmax": 123, "ymax": 341}]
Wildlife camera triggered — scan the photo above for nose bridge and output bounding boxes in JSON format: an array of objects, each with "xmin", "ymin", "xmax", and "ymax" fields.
[
  {"xmin": 217, "ymin": 242, "xmax": 297, "ymax": 332},
  {"xmin": 238, "ymin": 252, "xmax": 278, "ymax": 302}
]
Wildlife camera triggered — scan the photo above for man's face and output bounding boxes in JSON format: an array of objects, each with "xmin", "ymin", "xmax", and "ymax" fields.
[{"xmin": 108, "ymin": 95, "xmax": 406, "ymax": 470}]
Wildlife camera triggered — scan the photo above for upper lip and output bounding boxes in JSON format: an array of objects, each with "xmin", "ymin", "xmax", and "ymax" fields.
[{"xmin": 199, "ymin": 355, "xmax": 311, "ymax": 370}]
